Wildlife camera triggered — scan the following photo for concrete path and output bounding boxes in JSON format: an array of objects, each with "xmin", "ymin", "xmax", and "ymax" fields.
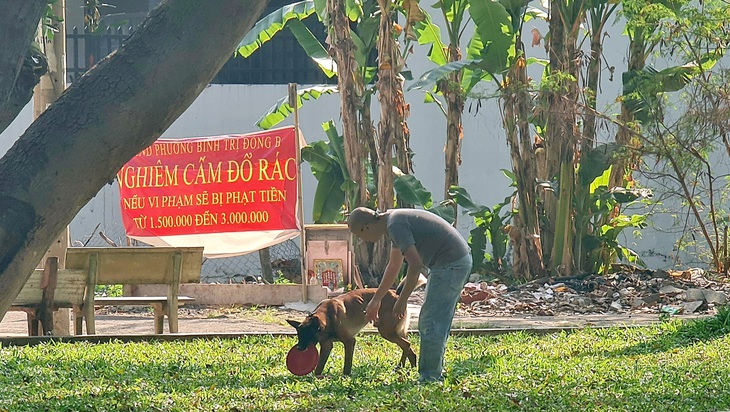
[{"xmin": 0, "ymin": 306, "xmax": 711, "ymax": 338}]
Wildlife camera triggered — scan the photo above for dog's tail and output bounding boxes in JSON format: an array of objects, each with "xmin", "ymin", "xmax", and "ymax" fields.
[{"xmin": 395, "ymin": 273, "xmax": 427, "ymax": 296}]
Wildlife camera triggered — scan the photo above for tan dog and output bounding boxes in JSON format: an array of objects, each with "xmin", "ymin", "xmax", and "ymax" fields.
[{"xmin": 287, "ymin": 278, "xmax": 425, "ymax": 376}]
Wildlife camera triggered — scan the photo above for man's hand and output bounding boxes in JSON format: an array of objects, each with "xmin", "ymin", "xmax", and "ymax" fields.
[
  {"xmin": 393, "ymin": 296, "xmax": 408, "ymax": 320},
  {"xmin": 365, "ymin": 297, "xmax": 381, "ymax": 323}
]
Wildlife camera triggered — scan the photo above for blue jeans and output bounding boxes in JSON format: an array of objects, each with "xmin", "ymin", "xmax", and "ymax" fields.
[{"xmin": 418, "ymin": 254, "xmax": 472, "ymax": 382}]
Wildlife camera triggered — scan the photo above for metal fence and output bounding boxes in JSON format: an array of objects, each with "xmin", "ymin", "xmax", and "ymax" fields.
[
  {"xmin": 66, "ymin": 26, "xmax": 126, "ymax": 83},
  {"xmin": 73, "ymin": 222, "xmax": 302, "ymax": 284},
  {"xmin": 66, "ymin": 23, "xmax": 334, "ymax": 85}
]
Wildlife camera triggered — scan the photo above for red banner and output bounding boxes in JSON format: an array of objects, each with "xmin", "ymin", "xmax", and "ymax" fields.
[{"xmin": 118, "ymin": 127, "xmax": 299, "ymax": 238}]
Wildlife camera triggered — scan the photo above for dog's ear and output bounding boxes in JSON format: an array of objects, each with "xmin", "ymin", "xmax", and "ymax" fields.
[{"xmin": 286, "ymin": 319, "xmax": 301, "ymax": 329}]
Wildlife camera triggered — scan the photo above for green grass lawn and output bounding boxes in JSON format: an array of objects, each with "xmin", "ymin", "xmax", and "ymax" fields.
[{"xmin": 1, "ymin": 311, "xmax": 729, "ymax": 412}]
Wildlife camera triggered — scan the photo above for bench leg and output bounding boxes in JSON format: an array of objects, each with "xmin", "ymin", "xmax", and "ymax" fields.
[
  {"xmin": 152, "ymin": 303, "xmax": 164, "ymax": 334},
  {"xmin": 72, "ymin": 306, "xmax": 83, "ymax": 335},
  {"xmin": 167, "ymin": 303, "xmax": 179, "ymax": 333},
  {"xmin": 84, "ymin": 304, "xmax": 96, "ymax": 335},
  {"xmin": 84, "ymin": 253, "xmax": 97, "ymax": 335},
  {"xmin": 38, "ymin": 309, "xmax": 54, "ymax": 336},
  {"xmin": 26, "ymin": 312, "xmax": 40, "ymax": 336}
]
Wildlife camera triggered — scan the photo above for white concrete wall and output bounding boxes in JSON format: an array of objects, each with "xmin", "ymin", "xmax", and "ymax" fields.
[{"xmin": 0, "ymin": 82, "xmax": 680, "ymax": 269}]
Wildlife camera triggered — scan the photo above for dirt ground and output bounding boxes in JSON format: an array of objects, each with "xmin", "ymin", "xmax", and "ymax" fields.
[
  {"xmin": 0, "ymin": 304, "xmax": 305, "ymax": 336},
  {"xmin": 0, "ymin": 288, "xmax": 711, "ymax": 337}
]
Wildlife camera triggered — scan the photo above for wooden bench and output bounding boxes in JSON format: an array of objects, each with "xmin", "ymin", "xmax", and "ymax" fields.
[
  {"xmin": 10, "ymin": 257, "xmax": 89, "ymax": 336},
  {"xmin": 65, "ymin": 247, "xmax": 204, "ymax": 334}
]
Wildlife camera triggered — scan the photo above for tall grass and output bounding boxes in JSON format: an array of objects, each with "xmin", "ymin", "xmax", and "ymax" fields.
[{"xmin": 1, "ymin": 310, "xmax": 729, "ymax": 411}]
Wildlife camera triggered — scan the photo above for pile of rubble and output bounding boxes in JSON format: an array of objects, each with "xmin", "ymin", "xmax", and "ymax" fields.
[{"xmin": 452, "ymin": 267, "xmax": 730, "ymax": 317}]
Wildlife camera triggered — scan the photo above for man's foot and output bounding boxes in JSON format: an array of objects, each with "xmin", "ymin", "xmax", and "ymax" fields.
[{"xmin": 417, "ymin": 375, "xmax": 443, "ymax": 384}]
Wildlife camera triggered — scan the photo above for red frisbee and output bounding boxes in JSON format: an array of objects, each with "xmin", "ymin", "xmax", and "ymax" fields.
[{"xmin": 286, "ymin": 344, "xmax": 319, "ymax": 376}]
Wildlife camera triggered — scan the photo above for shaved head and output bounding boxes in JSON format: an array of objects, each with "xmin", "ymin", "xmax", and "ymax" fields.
[{"xmin": 347, "ymin": 207, "xmax": 378, "ymax": 232}]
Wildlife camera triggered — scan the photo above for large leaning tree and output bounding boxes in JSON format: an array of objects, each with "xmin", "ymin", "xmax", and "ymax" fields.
[{"xmin": 0, "ymin": 0, "xmax": 269, "ymax": 318}]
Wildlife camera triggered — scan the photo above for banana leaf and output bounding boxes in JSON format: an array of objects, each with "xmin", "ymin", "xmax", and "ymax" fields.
[
  {"xmin": 322, "ymin": 121, "xmax": 351, "ymax": 185},
  {"xmin": 394, "ymin": 174, "xmax": 433, "ymax": 208},
  {"xmin": 236, "ymin": 1, "xmax": 316, "ymax": 58},
  {"xmin": 311, "ymin": 171, "xmax": 346, "ymax": 223},
  {"xmin": 427, "ymin": 202, "xmax": 456, "ymax": 223},
  {"xmin": 469, "ymin": 0, "xmax": 514, "ymax": 75},
  {"xmin": 321, "ymin": 121, "xmax": 360, "ymax": 208},
  {"xmin": 622, "ymin": 51, "xmax": 720, "ymax": 124},
  {"xmin": 301, "ymin": 141, "xmax": 346, "ymax": 223},
  {"xmin": 408, "ymin": 59, "xmax": 484, "ymax": 90},
  {"xmin": 346, "ymin": 0, "xmax": 363, "ymax": 21},
  {"xmin": 256, "ymin": 86, "xmax": 337, "ymax": 129},
  {"xmin": 302, "ymin": 140, "xmax": 337, "ymax": 175},
  {"xmin": 578, "ymin": 143, "xmax": 623, "ymax": 187},
  {"xmin": 287, "ymin": 19, "xmax": 336, "ymax": 77},
  {"xmin": 462, "ymin": 31, "xmax": 494, "ymax": 94},
  {"xmin": 236, "ymin": 0, "xmax": 337, "ymax": 80},
  {"xmin": 448, "ymin": 185, "xmax": 490, "ymax": 215},
  {"xmin": 409, "ymin": 8, "xmax": 448, "ymax": 65}
]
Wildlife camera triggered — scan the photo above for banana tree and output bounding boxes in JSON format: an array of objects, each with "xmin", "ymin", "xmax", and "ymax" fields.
[
  {"xmin": 409, "ymin": 0, "xmax": 544, "ymax": 280},
  {"xmin": 562, "ymin": 0, "xmax": 619, "ymax": 274},
  {"xmin": 407, "ymin": 0, "xmax": 516, "ymax": 206},
  {"xmin": 238, "ymin": 0, "xmax": 424, "ymax": 282},
  {"xmin": 304, "ymin": 120, "xmax": 456, "ymax": 223},
  {"xmin": 576, "ymin": 144, "xmax": 652, "ymax": 273},
  {"xmin": 582, "ymin": 0, "xmax": 618, "ymax": 157},
  {"xmin": 496, "ymin": 0, "xmax": 547, "ymax": 280},
  {"xmin": 236, "ymin": 0, "xmax": 369, "ymax": 207},
  {"xmin": 301, "ymin": 121, "xmax": 360, "ymax": 223},
  {"xmin": 449, "ymin": 182, "xmax": 515, "ymax": 281},
  {"xmin": 540, "ymin": 0, "xmax": 587, "ymax": 274},
  {"xmin": 407, "ymin": 0, "xmax": 468, "ymax": 203},
  {"xmin": 376, "ymin": 0, "xmax": 408, "ymax": 211},
  {"xmin": 239, "ymin": 0, "xmax": 418, "ymax": 207}
]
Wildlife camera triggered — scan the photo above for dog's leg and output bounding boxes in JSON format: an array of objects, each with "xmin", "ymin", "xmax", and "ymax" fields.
[
  {"xmin": 397, "ymin": 339, "xmax": 411, "ymax": 368},
  {"xmin": 342, "ymin": 337, "xmax": 356, "ymax": 375},
  {"xmin": 378, "ymin": 318, "xmax": 418, "ymax": 369},
  {"xmin": 315, "ymin": 340, "xmax": 333, "ymax": 376},
  {"xmin": 380, "ymin": 333, "xmax": 417, "ymax": 368}
]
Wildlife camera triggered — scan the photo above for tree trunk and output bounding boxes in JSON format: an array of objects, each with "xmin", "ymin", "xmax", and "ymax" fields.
[
  {"xmin": 611, "ymin": 28, "xmax": 645, "ymax": 190},
  {"xmin": 576, "ymin": 8, "xmax": 611, "ymax": 271},
  {"xmin": 0, "ymin": 0, "xmax": 269, "ymax": 318},
  {"xmin": 363, "ymin": 98, "xmax": 378, "ymax": 193},
  {"xmin": 327, "ymin": 0, "xmax": 367, "ymax": 209},
  {"xmin": 0, "ymin": 0, "xmax": 47, "ymax": 134},
  {"xmin": 545, "ymin": 0, "xmax": 581, "ymax": 274},
  {"xmin": 326, "ymin": 0, "xmax": 380, "ymax": 284},
  {"xmin": 541, "ymin": 6, "xmax": 564, "ymax": 265},
  {"xmin": 501, "ymin": 39, "xmax": 544, "ymax": 282},
  {"xmin": 376, "ymin": 0, "xmax": 401, "ymax": 213},
  {"xmin": 582, "ymin": 32, "xmax": 601, "ymax": 156},
  {"xmin": 441, "ymin": 44, "xmax": 464, "ymax": 211},
  {"xmin": 371, "ymin": 0, "xmax": 410, "ymax": 281}
]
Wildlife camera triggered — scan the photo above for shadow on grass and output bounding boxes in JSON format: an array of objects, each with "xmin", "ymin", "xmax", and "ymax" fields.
[
  {"xmin": 606, "ymin": 306, "xmax": 730, "ymax": 357},
  {"xmin": 448, "ymin": 352, "xmax": 499, "ymax": 380}
]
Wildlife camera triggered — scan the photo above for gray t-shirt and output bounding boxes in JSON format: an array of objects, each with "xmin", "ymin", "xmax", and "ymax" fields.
[{"xmin": 386, "ymin": 209, "xmax": 470, "ymax": 268}]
